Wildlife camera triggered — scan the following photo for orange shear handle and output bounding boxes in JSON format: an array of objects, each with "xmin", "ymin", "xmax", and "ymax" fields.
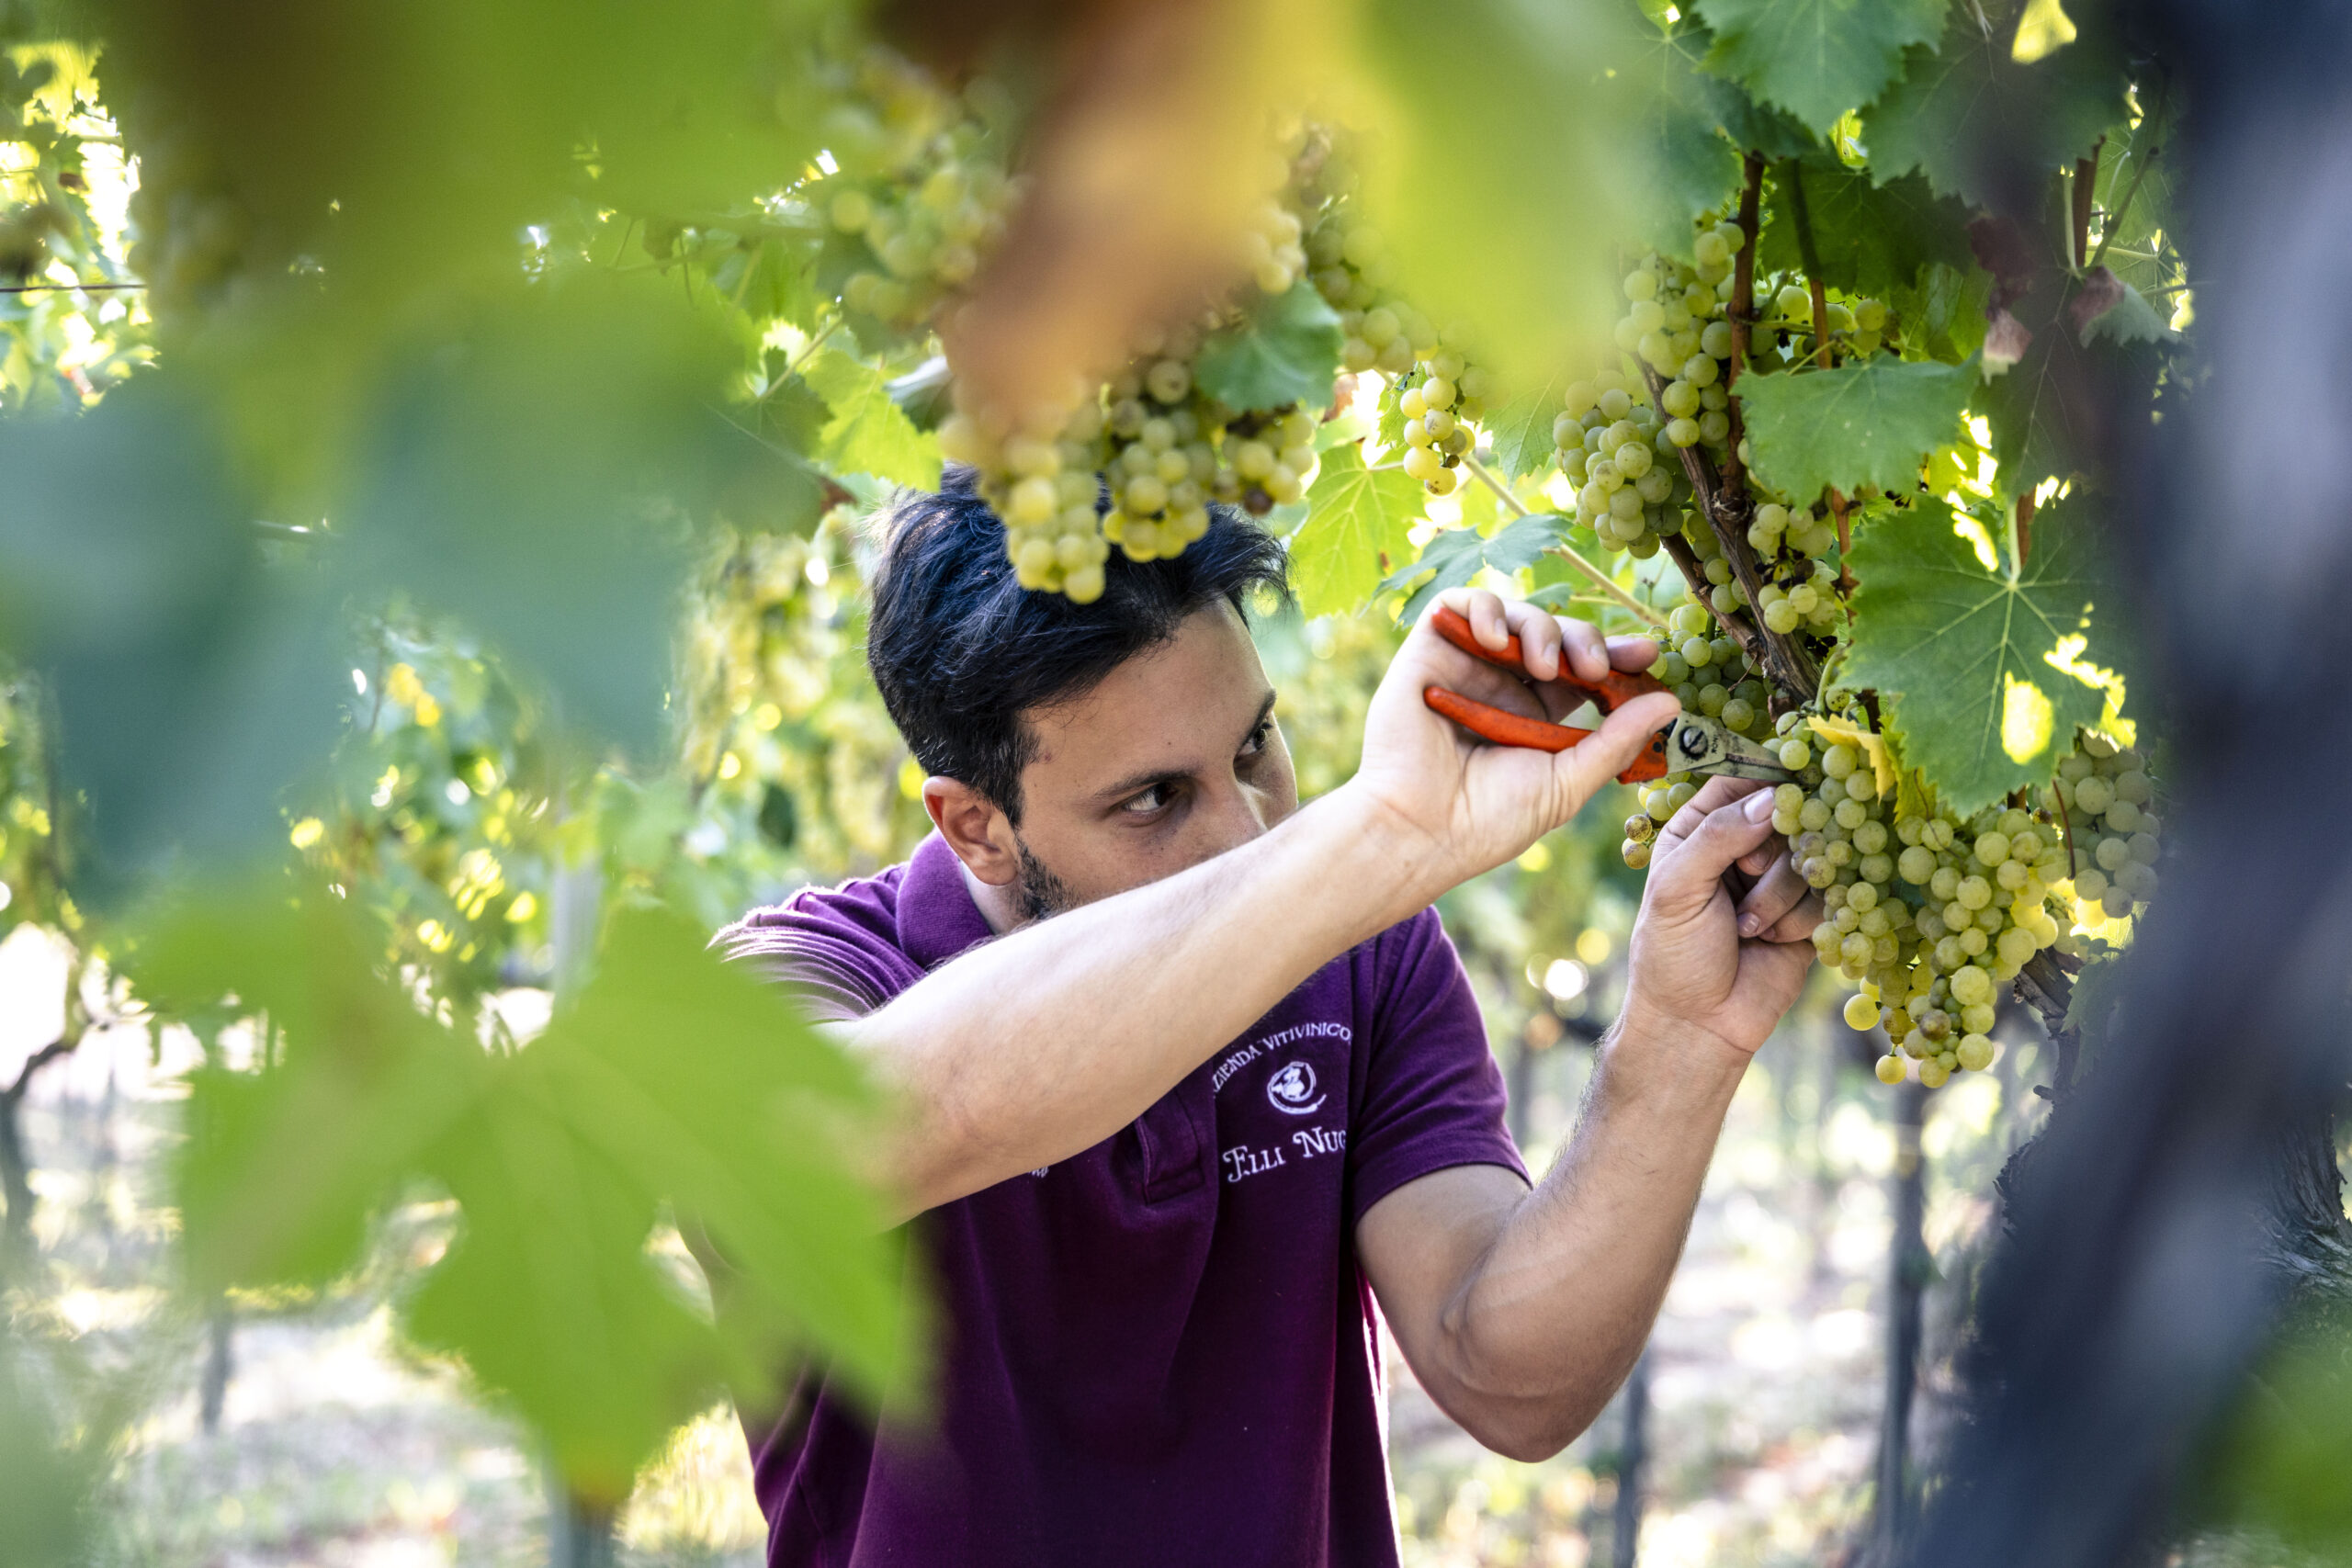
[{"xmin": 1421, "ymin": 605, "xmax": 1675, "ymax": 784}]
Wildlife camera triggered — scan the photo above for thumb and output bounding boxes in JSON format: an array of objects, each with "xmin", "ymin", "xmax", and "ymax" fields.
[
  {"xmin": 1550, "ymin": 690, "xmax": 1682, "ymax": 805},
  {"xmin": 1649, "ymin": 791, "xmax": 1780, "ymax": 917}
]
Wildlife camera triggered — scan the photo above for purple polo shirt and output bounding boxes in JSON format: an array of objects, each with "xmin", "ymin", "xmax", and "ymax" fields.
[{"xmin": 717, "ymin": 833, "xmax": 1524, "ymax": 1567}]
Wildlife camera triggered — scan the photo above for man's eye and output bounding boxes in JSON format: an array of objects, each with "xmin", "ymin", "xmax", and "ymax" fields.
[
  {"xmin": 1121, "ymin": 784, "xmax": 1172, "ymax": 815},
  {"xmin": 1239, "ymin": 720, "xmax": 1273, "ymax": 759}
]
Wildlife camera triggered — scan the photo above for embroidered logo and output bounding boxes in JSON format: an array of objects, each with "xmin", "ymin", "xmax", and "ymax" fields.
[{"xmin": 1266, "ymin": 1062, "xmax": 1325, "ymax": 1115}]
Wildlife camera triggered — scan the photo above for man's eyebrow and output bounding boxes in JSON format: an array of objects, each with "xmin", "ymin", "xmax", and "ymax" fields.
[{"xmin": 1090, "ymin": 690, "xmax": 1278, "ymax": 807}]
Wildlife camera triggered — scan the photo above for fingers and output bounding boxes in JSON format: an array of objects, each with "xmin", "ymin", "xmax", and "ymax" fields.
[
  {"xmin": 1758, "ymin": 892, "xmax": 1825, "ymax": 944},
  {"xmin": 1657, "ymin": 776, "xmax": 1768, "ymax": 851},
  {"xmin": 1549, "ymin": 689, "xmax": 1681, "ymax": 802},
  {"xmin": 1605, "ymin": 635, "xmax": 1660, "ymax": 675},
  {"xmin": 1430, "ymin": 586, "xmax": 1623, "ymax": 687},
  {"xmin": 1442, "ymin": 660, "xmax": 1552, "ymax": 723},
  {"xmin": 1646, "ymin": 789, "xmax": 1781, "ymax": 919},
  {"xmin": 1734, "ymin": 852, "xmax": 1811, "ymax": 939},
  {"xmin": 1735, "ymin": 835, "xmax": 1781, "ymax": 880},
  {"xmin": 1557, "ymin": 616, "xmax": 1607, "ymax": 683}
]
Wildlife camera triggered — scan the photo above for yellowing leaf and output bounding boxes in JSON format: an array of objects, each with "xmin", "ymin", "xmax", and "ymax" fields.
[
  {"xmin": 2011, "ymin": 0, "xmax": 2078, "ymax": 62},
  {"xmin": 1806, "ymin": 713, "xmax": 1898, "ymax": 797}
]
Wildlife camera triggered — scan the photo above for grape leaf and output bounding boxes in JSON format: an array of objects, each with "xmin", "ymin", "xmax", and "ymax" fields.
[
  {"xmin": 0, "ymin": 1336, "xmax": 98, "ymax": 1568},
  {"xmin": 1844, "ymin": 497, "xmax": 2110, "ymax": 814},
  {"xmin": 1352, "ymin": 0, "xmax": 1623, "ymax": 386},
  {"xmin": 1614, "ymin": 19, "xmax": 1744, "ymax": 259},
  {"xmin": 515, "ymin": 905, "xmax": 908, "ymax": 1398},
  {"xmin": 1860, "ymin": 3, "xmax": 2127, "ymax": 207},
  {"xmin": 1890, "ymin": 259, "xmax": 1992, "ymax": 363},
  {"xmin": 2075, "ymin": 270, "xmax": 2175, "ymax": 347},
  {"xmin": 2089, "ymin": 98, "xmax": 2178, "ymax": 296},
  {"xmin": 139, "ymin": 887, "xmax": 487, "ymax": 1295},
  {"xmin": 340, "ymin": 278, "xmax": 744, "ymax": 758},
  {"xmin": 1692, "ymin": 0, "xmax": 1948, "ymax": 133},
  {"xmin": 1697, "ymin": 72, "xmax": 1819, "ymax": 160},
  {"xmin": 710, "ymin": 378, "xmax": 833, "ymax": 535},
  {"xmin": 0, "ymin": 378, "xmax": 346, "ymax": 889},
  {"xmin": 2062, "ymin": 953, "xmax": 2132, "ymax": 1042},
  {"xmin": 1976, "ymin": 274, "xmax": 2163, "ymax": 489},
  {"xmin": 1290, "ymin": 445, "xmax": 1423, "ymax": 617},
  {"xmin": 1738, "ymin": 356, "xmax": 1973, "ymax": 502},
  {"xmin": 1758, "ymin": 152, "xmax": 1974, "ymax": 299},
  {"xmin": 1378, "ymin": 513, "xmax": 1566, "ymax": 623},
  {"xmin": 1487, "ymin": 370, "xmax": 1571, "ymax": 481},
  {"xmin": 148, "ymin": 892, "xmax": 911, "ymax": 1506},
  {"xmin": 409, "ymin": 1071, "xmax": 724, "ymax": 1506},
  {"xmin": 1375, "ymin": 386, "xmax": 1410, "ymax": 455},
  {"xmin": 803, "ymin": 346, "xmax": 941, "ymax": 489},
  {"xmin": 1193, "ymin": 282, "xmax": 1343, "ymax": 414}
]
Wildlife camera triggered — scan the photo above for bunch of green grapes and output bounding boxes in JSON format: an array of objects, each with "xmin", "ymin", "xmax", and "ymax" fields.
[
  {"xmin": 935, "ymin": 130, "xmax": 1333, "ymax": 599},
  {"xmin": 1239, "ymin": 188, "xmax": 1310, "ymax": 297},
  {"xmin": 1623, "ymin": 638, "xmax": 2165, "ymax": 1090},
  {"xmin": 1099, "ymin": 322, "xmax": 1319, "ymax": 546},
  {"xmin": 2052, "ymin": 736, "xmax": 2163, "ymax": 919},
  {"xmin": 1303, "ymin": 206, "xmax": 1494, "ymax": 499},
  {"xmin": 814, "ymin": 51, "xmax": 1018, "ymax": 333},
  {"xmin": 1555, "ymin": 370, "xmax": 1695, "ymax": 555},
  {"xmin": 939, "ymin": 390, "xmax": 1114, "ymax": 601},
  {"xmin": 1777, "ymin": 727, "xmax": 2160, "ymax": 1089},
  {"xmin": 1762, "ymin": 282, "xmax": 1892, "ymax": 357},
  {"xmin": 941, "ymin": 327, "xmax": 1323, "ymax": 598}
]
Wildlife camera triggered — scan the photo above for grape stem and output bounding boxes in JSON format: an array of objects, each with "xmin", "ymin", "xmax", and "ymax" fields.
[
  {"xmin": 1456, "ymin": 452, "xmax": 1669, "ymax": 630},
  {"xmin": 1637, "ymin": 362, "xmax": 1820, "ymax": 701},
  {"xmin": 2013, "ymin": 491, "xmax": 2035, "ymax": 573},
  {"xmin": 761, "ymin": 319, "xmax": 842, "ymax": 403},
  {"xmin": 1781, "ymin": 160, "xmax": 1836, "ymax": 372},
  {"xmin": 1720, "ymin": 152, "xmax": 1765, "ymax": 500},
  {"xmin": 2049, "ymin": 781, "xmax": 2077, "ymax": 880},
  {"xmin": 1830, "ymin": 490, "xmax": 1853, "ymax": 598},
  {"xmin": 2071, "ymin": 140, "xmax": 2103, "ymax": 272}
]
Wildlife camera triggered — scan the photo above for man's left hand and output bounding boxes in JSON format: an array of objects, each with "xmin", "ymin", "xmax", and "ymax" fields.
[{"xmin": 1622, "ymin": 776, "xmax": 1820, "ymax": 1058}]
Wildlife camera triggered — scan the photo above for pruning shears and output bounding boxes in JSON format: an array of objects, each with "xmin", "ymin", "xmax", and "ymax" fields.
[{"xmin": 1422, "ymin": 605, "xmax": 1797, "ymax": 786}]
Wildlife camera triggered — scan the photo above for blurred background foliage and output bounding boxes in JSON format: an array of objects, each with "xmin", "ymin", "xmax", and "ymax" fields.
[{"xmin": 0, "ymin": 0, "xmax": 2334, "ymax": 1562}]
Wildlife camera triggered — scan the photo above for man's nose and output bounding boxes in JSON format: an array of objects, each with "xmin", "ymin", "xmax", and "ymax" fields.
[{"xmin": 1195, "ymin": 775, "xmax": 1274, "ymax": 859}]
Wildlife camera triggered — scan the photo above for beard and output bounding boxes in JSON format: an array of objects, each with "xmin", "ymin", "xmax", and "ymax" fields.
[{"xmin": 1012, "ymin": 833, "xmax": 1076, "ymax": 923}]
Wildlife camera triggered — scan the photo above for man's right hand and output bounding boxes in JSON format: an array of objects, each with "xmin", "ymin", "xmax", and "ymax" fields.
[{"xmin": 1343, "ymin": 588, "xmax": 1680, "ymax": 895}]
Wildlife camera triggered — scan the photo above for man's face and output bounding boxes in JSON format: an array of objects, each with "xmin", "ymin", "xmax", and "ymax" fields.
[{"xmin": 1003, "ymin": 601, "xmax": 1297, "ymax": 917}]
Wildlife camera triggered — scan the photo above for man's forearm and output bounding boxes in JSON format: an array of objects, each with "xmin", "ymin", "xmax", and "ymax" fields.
[
  {"xmin": 846, "ymin": 787, "xmax": 1442, "ymax": 1217},
  {"xmin": 1440, "ymin": 1018, "xmax": 1749, "ymax": 1455}
]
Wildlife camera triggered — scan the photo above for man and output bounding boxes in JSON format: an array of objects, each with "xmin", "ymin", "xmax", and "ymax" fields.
[{"xmin": 718, "ymin": 468, "xmax": 1819, "ymax": 1566}]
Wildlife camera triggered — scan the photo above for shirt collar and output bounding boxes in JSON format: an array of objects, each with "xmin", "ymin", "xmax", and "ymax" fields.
[{"xmin": 899, "ymin": 832, "xmax": 995, "ymax": 969}]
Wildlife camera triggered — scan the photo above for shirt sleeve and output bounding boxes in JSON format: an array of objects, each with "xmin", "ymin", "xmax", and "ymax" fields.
[
  {"xmin": 712, "ymin": 908, "xmax": 893, "ymax": 1023},
  {"xmin": 1345, "ymin": 907, "xmax": 1528, "ymax": 1225}
]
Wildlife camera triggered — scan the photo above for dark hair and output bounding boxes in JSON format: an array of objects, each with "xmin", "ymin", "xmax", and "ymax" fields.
[{"xmin": 865, "ymin": 464, "xmax": 1290, "ymax": 823}]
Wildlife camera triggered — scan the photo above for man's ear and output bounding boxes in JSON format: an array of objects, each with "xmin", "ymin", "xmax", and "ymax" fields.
[{"xmin": 922, "ymin": 777, "xmax": 1020, "ymax": 887}]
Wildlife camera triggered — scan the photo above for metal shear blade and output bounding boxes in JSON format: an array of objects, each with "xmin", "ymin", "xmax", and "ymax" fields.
[{"xmin": 1663, "ymin": 716, "xmax": 1797, "ymax": 783}]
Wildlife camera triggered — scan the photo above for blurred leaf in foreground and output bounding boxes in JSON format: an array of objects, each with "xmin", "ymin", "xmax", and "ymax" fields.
[
  {"xmin": 145, "ymin": 888, "xmax": 914, "ymax": 1503},
  {"xmin": 0, "ymin": 1334, "xmax": 97, "ymax": 1568},
  {"xmin": 0, "ymin": 378, "xmax": 345, "ymax": 892}
]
